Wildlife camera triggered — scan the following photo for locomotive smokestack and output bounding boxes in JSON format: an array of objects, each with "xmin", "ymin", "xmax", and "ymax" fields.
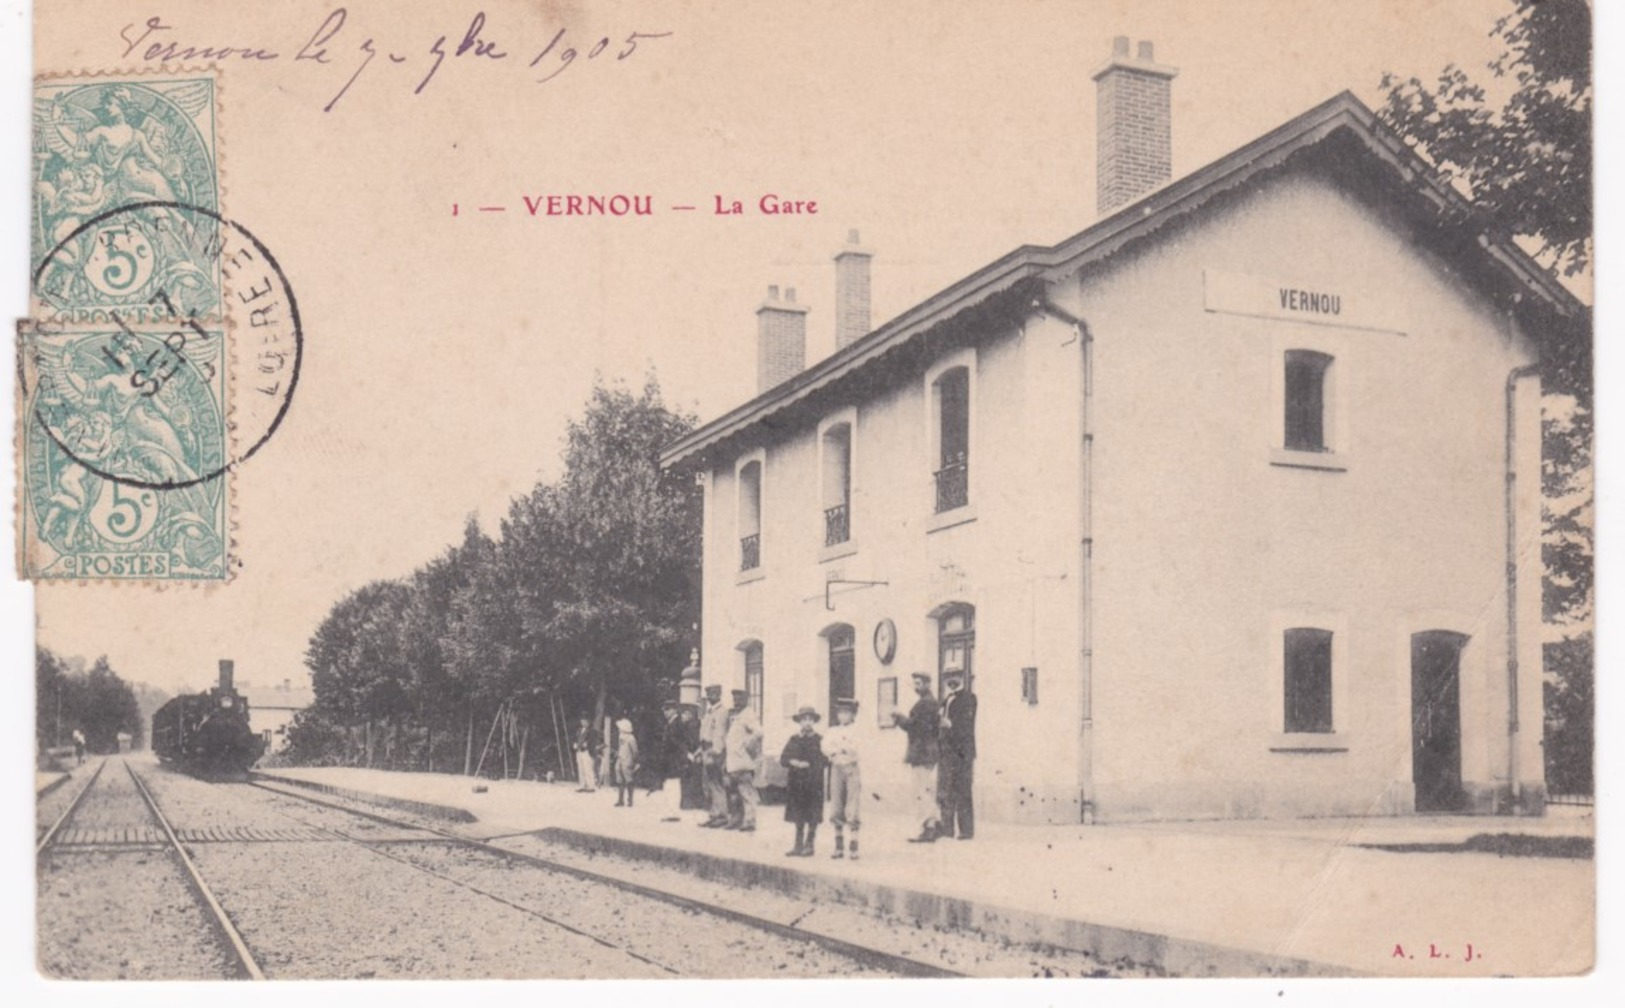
[{"xmin": 218, "ymin": 659, "xmax": 235, "ymax": 691}]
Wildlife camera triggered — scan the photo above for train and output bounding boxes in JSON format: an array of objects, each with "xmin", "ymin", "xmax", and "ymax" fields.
[{"xmin": 151, "ymin": 659, "xmax": 265, "ymax": 779}]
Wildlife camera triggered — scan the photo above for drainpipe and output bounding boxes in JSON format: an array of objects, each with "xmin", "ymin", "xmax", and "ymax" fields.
[
  {"xmin": 1034, "ymin": 296, "xmax": 1095, "ymax": 824},
  {"xmin": 1504, "ymin": 362, "xmax": 1539, "ymax": 815}
]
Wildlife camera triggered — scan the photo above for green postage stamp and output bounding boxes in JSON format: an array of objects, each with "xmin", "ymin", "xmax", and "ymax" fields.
[
  {"xmin": 31, "ymin": 74, "xmax": 221, "ymax": 324},
  {"xmin": 22, "ymin": 70, "xmax": 233, "ymax": 582},
  {"xmin": 18, "ymin": 322, "xmax": 231, "ymax": 581}
]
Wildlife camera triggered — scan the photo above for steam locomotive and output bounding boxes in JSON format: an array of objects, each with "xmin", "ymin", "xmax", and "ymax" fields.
[{"xmin": 151, "ymin": 659, "xmax": 266, "ymax": 779}]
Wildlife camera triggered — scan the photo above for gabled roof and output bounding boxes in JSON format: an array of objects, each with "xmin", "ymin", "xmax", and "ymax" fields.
[{"xmin": 660, "ymin": 91, "xmax": 1584, "ymax": 470}]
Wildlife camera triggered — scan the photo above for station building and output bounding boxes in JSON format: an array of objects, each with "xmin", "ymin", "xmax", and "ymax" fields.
[{"xmin": 659, "ymin": 40, "xmax": 1582, "ymax": 823}]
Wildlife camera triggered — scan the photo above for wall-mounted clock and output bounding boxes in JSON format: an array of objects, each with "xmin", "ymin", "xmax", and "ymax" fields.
[{"xmin": 873, "ymin": 618, "xmax": 897, "ymax": 664}]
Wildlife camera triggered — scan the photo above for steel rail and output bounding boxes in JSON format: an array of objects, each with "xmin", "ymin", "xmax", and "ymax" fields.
[
  {"xmin": 36, "ymin": 758, "xmax": 107, "ymax": 855},
  {"xmin": 125, "ymin": 760, "xmax": 266, "ymax": 981},
  {"xmin": 243, "ymin": 792, "xmax": 680, "ymax": 975},
  {"xmin": 248, "ymin": 778, "xmax": 963, "ymax": 979}
]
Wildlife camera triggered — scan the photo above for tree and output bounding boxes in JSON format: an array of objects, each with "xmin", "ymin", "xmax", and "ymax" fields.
[
  {"xmin": 35, "ymin": 647, "xmax": 68, "ymax": 751},
  {"xmin": 542, "ymin": 377, "xmax": 701, "ymax": 727},
  {"xmin": 35, "ymin": 649, "xmax": 143, "ymax": 754},
  {"xmin": 1382, "ymin": 0, "xmax": 1593, "ymax": 795},
  {"xmin": 1378, "ymin": 0, "xmax": 1590, "ymax": 280}
]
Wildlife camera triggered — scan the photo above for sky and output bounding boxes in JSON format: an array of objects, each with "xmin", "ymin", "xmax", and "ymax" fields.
[{"xmin": 0, "ymin": 0, "xmax": 1577, "ymax": 699}]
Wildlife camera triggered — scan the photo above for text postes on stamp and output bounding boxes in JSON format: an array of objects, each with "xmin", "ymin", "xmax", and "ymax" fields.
[
  {"xmin": 19, "ymin": 322, "xmax": 230, "ymax": 581},
  {"xmin": 32, "ymin": 75, "xmax": 220, "ymax": 324}
]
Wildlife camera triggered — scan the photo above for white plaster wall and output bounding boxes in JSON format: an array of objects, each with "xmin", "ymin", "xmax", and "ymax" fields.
[
  {"xmin": 1080, "ymin": 169, "xmax": 1543, "ymax": 820},
  {"xmin": 699, "ymin": 314, "xmax": 1087, "ymax": 824}
]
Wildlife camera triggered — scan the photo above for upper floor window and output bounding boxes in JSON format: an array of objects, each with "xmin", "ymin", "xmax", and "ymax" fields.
[
  {"xmin": 1283, "ymin": 350, "xmax": 1333, "ymax": 452},
  {"xmin": 1283, "ymin": 627, "xmax": 1334, "ymax": 734},
  {"xmin": 933, "ymin": 366, "xmax": 970, "ymax": 513},
  {"xmin": 738, "ymin": 459, "xmax": 762, "ymax": 571},
  {"xmin": 821, "ymin": 422, "xmax": 852, "ymax": 547}
]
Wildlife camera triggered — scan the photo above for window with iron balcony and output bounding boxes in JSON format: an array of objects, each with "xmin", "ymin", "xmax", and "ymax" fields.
[
  {"xmin": 737, "ymin": 458, "xmax": 763, "ymax": 572},
  {"xmin": 933, "ymin": 367, "xmax": 970, "ymax": 514}
]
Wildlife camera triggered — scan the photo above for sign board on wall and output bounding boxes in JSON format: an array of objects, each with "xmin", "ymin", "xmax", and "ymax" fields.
[{"xmin": 1203, "ymin": 269, "xmax": 1406, "ymax": 334}]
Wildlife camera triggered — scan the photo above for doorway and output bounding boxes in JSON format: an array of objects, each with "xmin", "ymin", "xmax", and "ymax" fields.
[
  {"xmin": 827, "ymin": 626, "xmax": 855, "ymax": 718},
  {"xmin": 1411, "ymin": 631, "xmax": 1468, "ymax": 813}
]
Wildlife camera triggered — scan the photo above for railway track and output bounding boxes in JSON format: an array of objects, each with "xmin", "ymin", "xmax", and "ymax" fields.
[
  {"xmin": 36, "ymin": 757, "xmax": 106, "ymax": 854},
  {"xmin": 246, "ymin": 777, "xmax": 964, "ymax": 979},
  {"xmin": 38, "ymin": 758, "xmax": 265, "ymax": 980}
]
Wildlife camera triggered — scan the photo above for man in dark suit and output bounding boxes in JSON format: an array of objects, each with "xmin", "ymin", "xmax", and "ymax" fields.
[
  {"xmin": 937, "ymin": 670, "xmax": 977, "ymax": 839},
  {"xmin": 891, "ymin": 672, "xmax": 942, "ymax": 843}
]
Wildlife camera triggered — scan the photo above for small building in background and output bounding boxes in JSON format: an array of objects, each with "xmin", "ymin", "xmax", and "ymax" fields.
[{"xmin": 239, "ymin": 678, "xmax": 316, "ymax": 755}]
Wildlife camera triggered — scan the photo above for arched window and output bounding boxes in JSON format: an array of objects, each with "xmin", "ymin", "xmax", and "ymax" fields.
[
  {"xmin": 1284, "ymin": 350, "xmax": 1334, "ymax": 452},
  {"xmin": 932, "ymin": 367, "xmax": 970, "ymax": 512},
  {"xmin": 738, "ymin": 459, "xmax": 762, "ymax": 570},
  {"xmin": 824, "ymin": 624, "xmax": 856, "ymax": 717},
  {"xmin": 740, "ymin": 640, "xmax": 765, "ymax": 720},
  {"xmin": 821, "ymin": 422, "xmax": 852, "ymax": 546},
  {"xmin": 936, "ymin": 603, "xmax": 976, "ymax": 695}
]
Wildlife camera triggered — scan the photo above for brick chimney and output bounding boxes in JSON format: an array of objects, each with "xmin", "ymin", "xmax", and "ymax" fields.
[
  {"xmin": 757, "ymin": 285, "xmax": 809, "ymax": 392},
  {"xmin": 1093, "ymin": 37, "xmax": 1178, "ymax": 216},
  {"xmin": 218, "ymin": 659, "xmax": 234, "ymax": 691},
  {"xmin": 833, "ymin": 229, "xmax": 872, "ymax": 350}
]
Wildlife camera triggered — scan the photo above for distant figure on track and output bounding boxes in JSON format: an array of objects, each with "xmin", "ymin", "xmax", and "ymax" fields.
[
  {"xmin": 613, "ymin": 718, "xmax": 640, "ymax": 808},
  {"xmin": 72, "ymin": 728, "xmax": 86, "ymax": 766},
  {"xmin": 780, "ymin": 706, "xmax": 827, "ymax": 856},
  {"xmin": 572, "ymin": 716, "xmax": 600, "ymax": 792}
]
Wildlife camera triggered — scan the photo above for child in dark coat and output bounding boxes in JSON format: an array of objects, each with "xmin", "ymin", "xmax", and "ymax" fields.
[{"xmin": 779, "ymin": 706, "xmax": 827, "ymax": 856}]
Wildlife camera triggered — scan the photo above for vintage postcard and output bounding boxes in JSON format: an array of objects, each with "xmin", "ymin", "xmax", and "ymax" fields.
[{"xmin": 10, "ymin": 0, "xmax": 1599, "ymax": 996}]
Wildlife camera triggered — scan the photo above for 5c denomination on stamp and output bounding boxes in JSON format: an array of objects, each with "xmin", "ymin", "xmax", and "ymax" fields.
[{"xmin": 32, "ymin": 73, "xmax": 221, "ymax": 324}]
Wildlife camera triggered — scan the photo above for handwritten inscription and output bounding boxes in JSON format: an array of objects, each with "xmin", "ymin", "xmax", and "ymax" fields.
[{"xmin": 118, "ymin": 9, "xmax": 673, "ymax": 113}]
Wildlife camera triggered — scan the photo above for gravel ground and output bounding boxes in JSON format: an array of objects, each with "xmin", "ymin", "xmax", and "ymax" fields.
[
  {"xmin": 37, "ymin": 762, "xmax": 236, "ymax": 980},
  {"xmin": 186, "ymin": 840, "xmax": 670, "ymax": 979},
  {"xmin": 251, "ymin": 782, "xmax": 1147, "ymax": 978}
]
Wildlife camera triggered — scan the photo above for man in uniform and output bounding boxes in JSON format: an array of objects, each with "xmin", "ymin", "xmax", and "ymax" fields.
[
  {"xmin": 723, "ymin": 688, "xmax": 763, "ymax": 831},
  {"xmin": 697, "ymin": 684, "xmax": 731, "ymax": 827},
  {"xmin": 937, "ymin": 670, "xmax": 978, "ymax": 839},
  {"xmin": 891, "ymin": 672, "xmax": 942, "ymax": 842}
]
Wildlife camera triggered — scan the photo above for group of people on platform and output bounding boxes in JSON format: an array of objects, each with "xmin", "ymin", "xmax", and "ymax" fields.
[{"xmin": 567, "ymin": 670, "xmax": 978, "ymax": 859}]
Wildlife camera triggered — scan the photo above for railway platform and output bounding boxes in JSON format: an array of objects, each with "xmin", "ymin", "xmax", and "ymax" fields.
[
  {"xmin": 257, "ymin": 766, "xmax": 1595, "ymax": 978},
  {"xmin": 36, "ymin": 768, "xmax": 72, "ymax": 798}
]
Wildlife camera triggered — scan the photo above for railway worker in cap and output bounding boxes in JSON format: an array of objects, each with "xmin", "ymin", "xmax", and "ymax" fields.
[
  {"xmin": 891, "ymin": 672, "xmax": 942, "ymax": 843},
  {"xmin": 824, "ymin": 698, "xmax": 863, "ymax": 860},
  {"xmin": 723, "ymin": 688, "xmax": 763, "ymax": 831},
  {"xmin": 697, "ymin": 683, "xmax": 731, "ymax": 827},
  {"xmin": 571, "ymin": 715, "xmax": 600, "ymax": 792},
  {"xmin": 937, "ymin": 670, "xmax": 978, "ymax": 840},
  {"xmin": 779, "ymin": 706, "xmax": 827, "ymax": 856}
]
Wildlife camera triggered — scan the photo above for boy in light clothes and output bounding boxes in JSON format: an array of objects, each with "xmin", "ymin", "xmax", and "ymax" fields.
[{"xmin": 825, "ymin": 698, "xmax": 862, "ymax": 860}]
